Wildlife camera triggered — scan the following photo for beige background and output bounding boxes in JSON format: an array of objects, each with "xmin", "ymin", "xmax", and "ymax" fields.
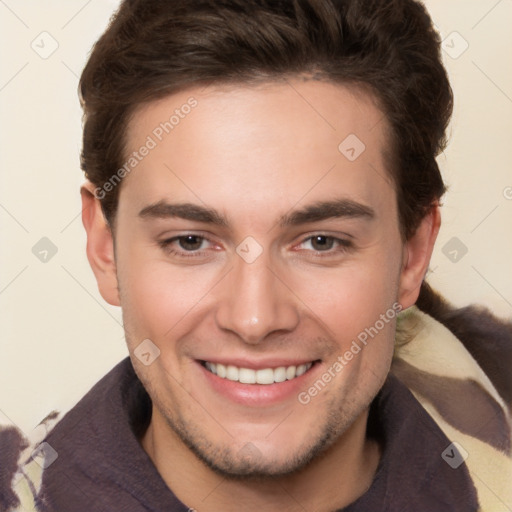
[{"xmin": 1, "ymin": 0, "xmax": 511, "ymax": 434}]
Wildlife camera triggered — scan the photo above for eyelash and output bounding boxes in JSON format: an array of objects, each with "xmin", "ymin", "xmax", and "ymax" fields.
[{"xmin": 157, "ymin": 234, "xmax": 354, "ymax": 259}]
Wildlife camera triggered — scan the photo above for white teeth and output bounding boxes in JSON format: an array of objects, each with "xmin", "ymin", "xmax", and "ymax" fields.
[
  {"xmin": 217, "ymin": 363, "xmax": 227, "ymax": 378},
  {"xmin": 226, "ymin": 365, "xmax": 239, "ymax": 381},
  {"xmin": 239, "ymin": 368, "xmax": 256, "ymax": 384},
  {"xmin": 296, "ymin": 364, "xmax": 307, "ymax": 376},
  {"xmin": 286, "ymin": 365, "xmax": 296, "ymax": 380},
  {"xmin": 204, "ymin": 361, "xmax": 313, "ymax": 384},
  {"xmin": 205, "ymin": 362, "xmax": 217, "ymax": 374},
  {"xmin": 256, "ymin": 368, "xmax": 274, "ymax": 385},
  {"xmin": 274, "ymin": 366, "xmax": 287, "ymax": 383}
]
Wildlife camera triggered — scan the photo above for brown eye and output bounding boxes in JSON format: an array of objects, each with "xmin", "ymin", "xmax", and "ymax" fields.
[
  {"xmin": 310, "ymin": 235, "xmax": 335, "ymax": 251},
  {"xmin": 295, "ymin": 235, "xmax": 353, "ymax": 255},
  {"xmin": 178, "ymin": 235, "xmax": 204, "ymax": 251}
]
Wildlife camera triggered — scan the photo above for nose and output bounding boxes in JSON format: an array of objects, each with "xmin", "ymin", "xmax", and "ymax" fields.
[{"xmin": 215, "ymin": 250, "xmax": 300, "ymax": 344}]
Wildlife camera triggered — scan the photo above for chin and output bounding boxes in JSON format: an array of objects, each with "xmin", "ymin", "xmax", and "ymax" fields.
[
  {"xmin": 190, "ymin": 446, "xmax": 320, "ymax": 480},
  {"xmin": 166, "ymin": 406, "xmax": 348, "ymax": 481}
]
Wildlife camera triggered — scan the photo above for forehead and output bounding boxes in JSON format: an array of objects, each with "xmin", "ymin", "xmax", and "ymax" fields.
[{"xmin": 120, "ymin": 80, "xmax": 394, "ymax": 223}]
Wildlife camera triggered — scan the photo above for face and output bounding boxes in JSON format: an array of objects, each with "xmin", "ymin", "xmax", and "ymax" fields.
[{"xmin": 89, "ymin": 80, "xmax": 432, "ymax": 478}]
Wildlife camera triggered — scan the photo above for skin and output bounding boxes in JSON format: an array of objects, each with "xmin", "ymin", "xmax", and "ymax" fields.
[{"xmin": 81, "ymin": 80, "xmax": 440, "ymax": 512}]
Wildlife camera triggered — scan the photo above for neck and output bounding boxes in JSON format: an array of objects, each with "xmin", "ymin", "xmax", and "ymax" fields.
[{"xmin": 141, "ymin": 408, "xmax": 381, "ymax": 512}]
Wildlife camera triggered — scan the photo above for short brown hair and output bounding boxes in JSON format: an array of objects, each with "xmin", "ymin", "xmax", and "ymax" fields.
[{"xmin": 79, "ymin": 0, "xmax": 452, "ymax": 240}]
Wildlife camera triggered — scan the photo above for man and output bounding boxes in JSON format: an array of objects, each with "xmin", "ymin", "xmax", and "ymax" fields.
[{"xmin": 2, "ymin": 0, "xmax": 511, "ymax": 511}]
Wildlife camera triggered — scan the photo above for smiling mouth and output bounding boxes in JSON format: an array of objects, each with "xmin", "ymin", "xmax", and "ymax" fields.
[{"xmin": 200, "ymin": 361, "xmax": 317, "ymax": 385}]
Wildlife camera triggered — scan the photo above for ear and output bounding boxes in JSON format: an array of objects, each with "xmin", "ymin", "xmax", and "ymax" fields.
[
  {"xmin": 80, "ymin": 181, "xmax": 120, "ymax": 306},
  {"xmin": 398, "ymin": 204, "xmax": 441, "ymax": 309}
]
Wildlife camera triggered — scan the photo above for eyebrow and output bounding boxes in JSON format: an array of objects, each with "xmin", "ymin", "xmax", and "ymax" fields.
[
  {"xmin": 138, "ymin": 199, "xmax": 375, "ymax": 227},
  {"xmin": 139, "ymin": 201, "xmax": 228, "ymax": 226},
  {"xmin": 279, "ymin": 199, "xmax": 375, "ymax": 227}
]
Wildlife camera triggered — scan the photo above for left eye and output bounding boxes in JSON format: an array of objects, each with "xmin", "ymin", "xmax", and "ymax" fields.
[
  {"xmin": 308, "ymin": 235, "xmax": 335, "ymax": 251},
  {"xmin": 175, "ymin": 235, "xmax": 207, "ymax": 251},
  {"xmin": 299, "ymin": 235, "xmax": 350, "ymax": 252}
]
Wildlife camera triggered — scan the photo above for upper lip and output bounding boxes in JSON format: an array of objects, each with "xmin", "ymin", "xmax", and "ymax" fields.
[{"xmin": 198, "ymin": 358, "xmax": 319, "ymax": 370}]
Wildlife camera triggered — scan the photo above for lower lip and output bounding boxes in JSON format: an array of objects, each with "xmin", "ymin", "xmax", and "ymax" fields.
[{"xmin": 196, "ymin": 361, "xmax": 321, "ymax": 406}]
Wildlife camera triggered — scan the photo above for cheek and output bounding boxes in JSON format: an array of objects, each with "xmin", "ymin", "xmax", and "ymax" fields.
[
  {"xmin": 289, "ymin": 250, "xmax": 401, "ymax": 387},
  {"xmin": 291, "ymin": 254, "xmax": 400, "ymax": 337},
  {"xmin": 117, "ymin": 248, "xmax": 222, "ymax": 343}
]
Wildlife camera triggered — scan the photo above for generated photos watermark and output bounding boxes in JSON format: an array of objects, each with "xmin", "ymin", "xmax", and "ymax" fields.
[
  {"xmin": 94, "ymin": 97, "xmax": 198, "ymax": 200},
  {"xmin": 298, "ymin": 302, "xmax": 403, "ymax": 405}
]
